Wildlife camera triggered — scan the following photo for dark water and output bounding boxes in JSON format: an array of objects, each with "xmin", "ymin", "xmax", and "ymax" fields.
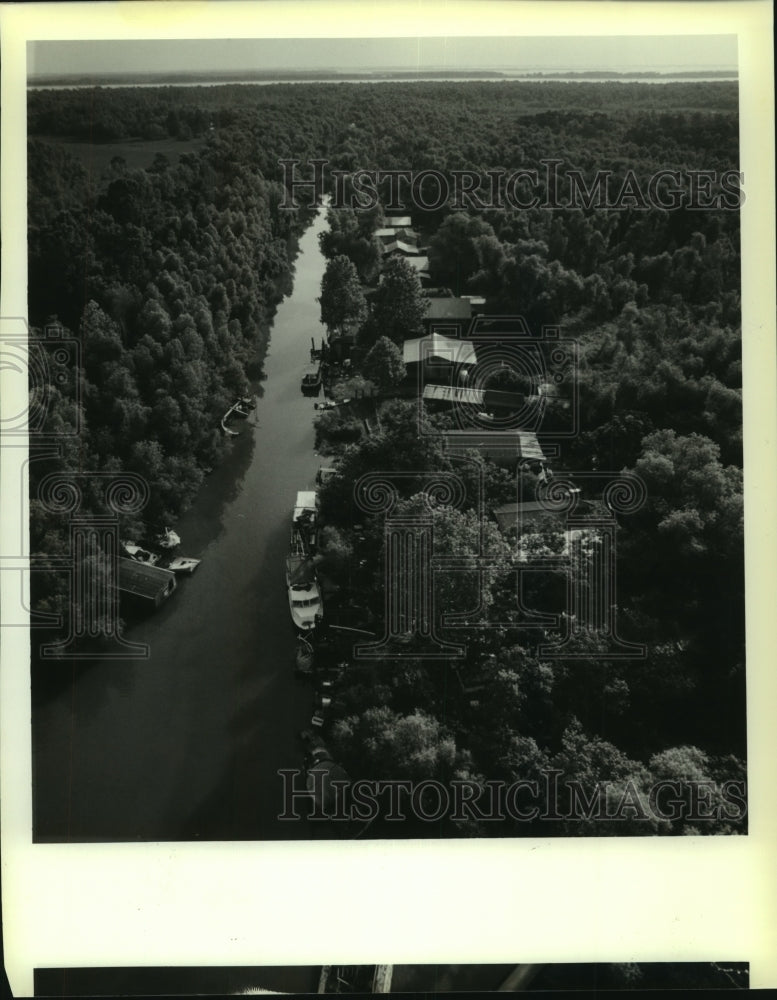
[{"xmin": 32, "ymin": 209, "xmax": 331, "ymax": 841}]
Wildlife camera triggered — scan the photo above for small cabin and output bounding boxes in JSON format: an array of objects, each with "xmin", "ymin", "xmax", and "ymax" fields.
[{"xmin": 118, "ymin": 557, "xmax": 177, "ymax": 608}]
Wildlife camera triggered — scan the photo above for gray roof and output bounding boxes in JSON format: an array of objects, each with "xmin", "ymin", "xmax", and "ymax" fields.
[
  {"xmin": 424, "ymin": 297, "xmax": 473, "ymax": 322},
  {"xmin": 118, "ymin": 557, "xmax": 177, "ymax": 600},
  {"xmin": 441, "ymin": 430, "xmax": 546, "ymax": 463}
]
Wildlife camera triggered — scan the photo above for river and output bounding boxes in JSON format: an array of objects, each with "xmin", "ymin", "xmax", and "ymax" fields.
[{"xmin": 32, "ymin": 207, "xmax": 331, "ymax": 842}]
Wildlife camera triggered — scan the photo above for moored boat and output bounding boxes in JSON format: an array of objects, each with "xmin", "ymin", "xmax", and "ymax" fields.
[
  {"xmin": 301, "ymin": 364, "xmax": 322, "ymax": 395},
  {"xmin": 167, "ymin": 556, "xmax": 201, "ymax": 574}
]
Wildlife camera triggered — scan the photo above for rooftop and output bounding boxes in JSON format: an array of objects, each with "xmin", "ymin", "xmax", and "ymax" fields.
[
  {"xmin": 424, "ymin": 297, "xmax": 474, "ymax": 322},
  {"xmin": 403, "ymin": 333, "xmax": 478, "ymax": 367},
  {"xmin": 118, "ymin": 557, "xmax": 177, "ymax": 600}
]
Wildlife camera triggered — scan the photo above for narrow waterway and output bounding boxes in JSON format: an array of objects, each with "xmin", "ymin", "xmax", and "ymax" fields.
[{"xmin": 33, "ymin": 207, "xmax": 331, "ymax": 841}]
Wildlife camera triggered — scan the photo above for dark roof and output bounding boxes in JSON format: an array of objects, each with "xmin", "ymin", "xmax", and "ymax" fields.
[
  {"xmin": 424, "ymin": 297, "xmax": 473, "ymax": 322},
  {"xmin": 492, "ymin": 498, "xmax": 596, "ymax": 534},
  {"xmin": 118, "ymin": 557, "xmax": 177, "ymax": 600},
  {"xmin": 441, "ymin": 430, "xmax": 546, "ymax": 463}
]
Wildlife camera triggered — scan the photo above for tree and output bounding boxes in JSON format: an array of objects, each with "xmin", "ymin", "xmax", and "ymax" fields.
[
  {"xmin": 428, "ymin": 212, "xmax": 497, "ymax": 295},
  {"xmin": 318, "ymin": 254, "xmax": 367, "ymax": 337},
  {"xmin": 360, "ymin": 257, "xmax": 426, "ymax": 347},
  {"xmin": 361, "ymin": 336, "xmax": 407, "ymax": 391}
]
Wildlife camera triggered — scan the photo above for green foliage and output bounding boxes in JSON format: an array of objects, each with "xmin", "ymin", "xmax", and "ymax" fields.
[
  {"xmin": 360, "ymin": 257, "xmax": 427, "ymax": 347},
  {"xmin": 361, "ymin": 336, "xmax": 407, "ymax": 390},
  {"xmin": 318, "ymin": 254, "xmax": 367, "ymax": 335}
]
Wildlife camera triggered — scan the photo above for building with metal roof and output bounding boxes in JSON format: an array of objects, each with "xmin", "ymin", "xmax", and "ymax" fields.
[
  {"xmin": 118, "ymin": 557, "xmax": 177, "ymax": 607},
  {"xmin": 403, "ymin": 332, "xmax": 478, "ymax": 368},
  {"xmin": 441, "ymin": 429, "xmax": 546, "ymax": 466}
]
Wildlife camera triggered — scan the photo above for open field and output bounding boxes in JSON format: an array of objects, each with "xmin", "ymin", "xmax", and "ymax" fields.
[{"xmin": 33, "ymin": 133, "xmax": 208, "ymax": 177}]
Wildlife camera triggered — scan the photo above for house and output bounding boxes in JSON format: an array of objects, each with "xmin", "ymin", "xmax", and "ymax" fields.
[
  {"xmin": 383, "ymin": 215, "xmax": 412, "ymax": 228},
  {"xmin": 118, "ymin": 557, "xmax": 177, "ymax": 607},
  {"xmin": 491, "ymin": 499, "xmax": 591, "ymax": 535},
  {"xmin": 440, "ymin": 429, "xmax": 546, "ymax": 467},
  {"xmin": 376, "ymin": 227, "xmax": 418, "ymax": 243},
  {"xmin": 422, "ymin": 296, "xmax": 475, "ymax": 336},
  {"xmin": 422, "ymin": 383, "xmax": 526, "ymax": 413},
  {"xmin": 492, "ymin": 497, "xmax": 602, "ymax": 565},
  {"xmin": 403, "ymin": 332, "xmax": 478, "ymax": 387},
  {"xmin": 404, "ymin": 255, "xmax": 431, "ymax": 284},
  {"xmin": 380, "ymin": 239, "xmax": 420, "ymax": 257}
]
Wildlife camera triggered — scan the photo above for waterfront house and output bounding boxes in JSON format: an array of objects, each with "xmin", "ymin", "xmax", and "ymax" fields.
[
  {"xmin": 403, "ymin": 332, "xmax": 478, "ymax": 387},
  {"xmin": 118, "ymin": 557, "xmax": 177, "ymax": 607},
  {"xmin": 440, "ymin": 428, "xmax": 546, "ymax": 468}
]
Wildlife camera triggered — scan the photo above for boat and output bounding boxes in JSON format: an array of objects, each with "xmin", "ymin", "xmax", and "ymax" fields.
[
  {"xmin": 220, "ymin": 415, "xmax": 240, "ymax": 437},
  {"xmin": 295, "ymin": 636, "xmax": 314, "ymax": 674},
  {"xmin": 231, "ymin": 397, "xmax": 254, "ymax": 418},
  {"xmin": 167, "ymin": 556, "xmax": 201, "ymax": 575},
  {"xmin": 301, "ymin": 364, "xmax": 322, "ymax": 395},
  {"xmin": 286, "ymin": 552, "xmax": 323, "ymax": 631},
  {"xmin": 292, "ymin": 490, "xmax": 318, "ymax": 552},
  {"xmin": 121, "ymin": 541, "xmax": 160, "ymax": 566},
  {"xmin": 155, "ymin": 527, "xmax": 181, "ymax": 549}
]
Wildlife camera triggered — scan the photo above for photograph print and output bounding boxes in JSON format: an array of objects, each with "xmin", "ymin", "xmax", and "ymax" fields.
[{"xmin": 23, "ymin": 27, "xmax": 749, "ymax": 845}]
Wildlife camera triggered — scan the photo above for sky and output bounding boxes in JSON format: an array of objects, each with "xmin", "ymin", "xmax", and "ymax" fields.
[{"xmin": 27, "ymin": 34, "xmax": 738, "ymax": 78}]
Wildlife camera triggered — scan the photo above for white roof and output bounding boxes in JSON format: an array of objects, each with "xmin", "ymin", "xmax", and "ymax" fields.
[
  {"xmin": 404, "ymin": 333, "xmax": 477, "ymax": 367},
  {"xmin": 294, "ymin": 491, "xmax": 317, "ymax": 514},
  {"xmin": 384, "ymin": 216, "xmax": 412, "ymax": 227}
]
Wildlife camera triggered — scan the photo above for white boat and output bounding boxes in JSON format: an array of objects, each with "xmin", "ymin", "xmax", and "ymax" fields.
[
  {"xmin": 167, "ymin": 556, "xmax": 201, "ymax": 575},
  {"xmin": 286, "ymin": 553, "xmax": 323, "ymax": 631},
  {"xmin": 121, "ymin": 541, "xmax": 160, "ymax": 566}
]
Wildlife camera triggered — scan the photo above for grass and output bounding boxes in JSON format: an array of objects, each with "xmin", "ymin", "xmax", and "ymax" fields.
[{"xmin": 33, "ymin": 134, "xmax": 209, "ymax": 179}]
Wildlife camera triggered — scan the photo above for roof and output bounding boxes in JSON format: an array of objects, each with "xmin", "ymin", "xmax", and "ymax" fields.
[
  {"xmin": 380, "ymin": 240, "xmax": 419, "ymax": 256},
  {"xmin": 376, "ymin": 227, "xmax": 418, "ymax": 241},
  {"xmin": 424, "ymin": 297, "xmax": 473, "ymax": 322},
  {"xmin": 441, "ymin": 429, "xmax": 546, "ymax": 463},
  {"xmin": 117, "ymin": 557, "xmax": 176, "ymax": 600},
  {"xmin": 384, "ymin": 216, "xmax": 412, "ymax": 227},
  {"xmin": 423, "ymin": 384, "xmax": 486, "ymax": 406},
  {"xmin": 403, "ymin": 333, "xmax": 478, "ymax": 367},
  {"xmin": 491, "ymin": 501, "xmax": 565, "ymax": 534},
  {"xmin": 422, "ymin": 384, "xmax": 526, "ymax": 412},
  {"xmin": 295, "ymin": 491, "xmax": 317, "ymax": 512},
  {"xmin": 405, "ymin": 256, "xmax": 430, "ymax": 273}
]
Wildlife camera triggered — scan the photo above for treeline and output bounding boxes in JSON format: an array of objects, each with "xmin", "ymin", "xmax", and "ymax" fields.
[
  {"xmin": 28, "ymin": 81, "xmax": 745, "ymax": 829},
  {"xmin": 27, "ymin": 109, "xmax": 331, "ymax": 624},
  {"xmin": 298, "ymin": 81, "xmax": 743, "ymax": 833}
]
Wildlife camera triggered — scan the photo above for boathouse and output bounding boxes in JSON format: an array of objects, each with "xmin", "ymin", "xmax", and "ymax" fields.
[
  {"xmin": 118, "ymin": 557, "xmax": 177, "ymax": 607},
  {"xmin": 440, "ymin": 428, "xmax": 547, "ymax": 468}
]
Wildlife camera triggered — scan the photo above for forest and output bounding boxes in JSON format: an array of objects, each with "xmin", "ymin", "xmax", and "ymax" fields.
[{"xmin": 27, "ymin": 80, "xmax": 744, "ymax": 836}]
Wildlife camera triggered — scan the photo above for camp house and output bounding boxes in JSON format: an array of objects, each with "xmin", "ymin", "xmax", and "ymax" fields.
[
  {"xmin": 383, "ymin": 215, "xmax": 412, "ymax": 228},
  {"xmin": 380, "ymin": 239, "xmax": 420, "ymax": 258},
  {"xmin": 422, "ymin": 383, "xmax": 526, "ymax": 414},
  {"xmin": 422, "ymin": 297, "xmax": 474, "ymax": 337},
  {"xmin": 118, "ymin": 557, "xmax": 177, "ymax": 607},
  {"xmin": 403, "ymin": 332, "xmax": 477, "ymax": 387},
  {"xmin": 440, "ymin": 429, "xmax": 547, "ymax": 468}
]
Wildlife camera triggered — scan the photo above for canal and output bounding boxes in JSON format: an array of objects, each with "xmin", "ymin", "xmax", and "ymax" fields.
[{"xmin": 32, "ymin": 207, "xmax": 332, "ymax": 842}]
